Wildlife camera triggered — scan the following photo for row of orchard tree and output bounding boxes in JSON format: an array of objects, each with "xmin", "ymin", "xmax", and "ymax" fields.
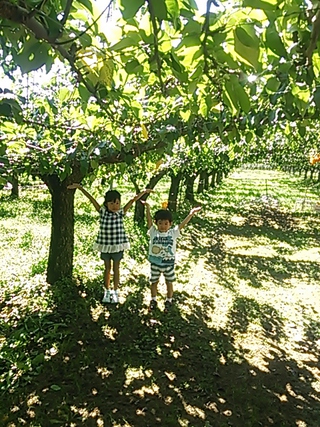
[{"xmin": 2, "ymin": 0, "xmax": 320, "ymax": 283}]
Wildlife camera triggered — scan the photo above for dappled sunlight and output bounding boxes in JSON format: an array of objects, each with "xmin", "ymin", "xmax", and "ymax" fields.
[{"xmin": 2, "ymin": 170, "xmax": 320, "ymax": 426}]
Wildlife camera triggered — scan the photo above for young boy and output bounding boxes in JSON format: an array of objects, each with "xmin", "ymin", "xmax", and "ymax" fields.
[{"xmin": 143, "ymin": 202, "xmax": 202, "ymax": 311}]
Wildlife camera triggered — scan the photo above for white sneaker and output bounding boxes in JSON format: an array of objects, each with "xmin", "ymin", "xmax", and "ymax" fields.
[
  {"xmin": 111, "ymin": 291, "xmax": 119, "ymax": 304},
  {"xmin": 102, "ymin": 291, "xmax": 111, "ymax": 303}
]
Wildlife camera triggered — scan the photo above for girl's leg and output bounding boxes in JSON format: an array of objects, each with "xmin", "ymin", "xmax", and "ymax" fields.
[
  {"xmin": 113, "ymin": 260, "xmax": 120, "ymax": 290},
  {"xmin": 104, "ymin": 259, "xmax": 112, "ymax": 289}
]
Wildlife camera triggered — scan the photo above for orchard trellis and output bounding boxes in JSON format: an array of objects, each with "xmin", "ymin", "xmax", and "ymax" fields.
[{"xmin": 2, "ymin": 0, "xmax": 320, "ymax": 282}]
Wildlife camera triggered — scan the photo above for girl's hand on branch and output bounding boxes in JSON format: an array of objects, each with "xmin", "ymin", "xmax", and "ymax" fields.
[
  {"xmin": 67, "ymin": 183, "xmax": 82, "ymax": 190},
  {"xmin": 134, "ymin": 188, "xmax": 154, "ymax": 201}
]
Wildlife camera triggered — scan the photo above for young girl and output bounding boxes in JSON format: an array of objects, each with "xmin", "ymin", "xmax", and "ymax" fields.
[{"xmin": 68, "ymin": 183, "xmax": 152, "ymax": 303}]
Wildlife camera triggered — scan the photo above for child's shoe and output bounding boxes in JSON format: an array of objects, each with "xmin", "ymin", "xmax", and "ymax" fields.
[
  {"xmin": 102, "ymin": 290, "xmax": 111, "ymax": 303},
  {"xmin": 111, "ymin": 290, "xmax": 119, "ymax": 304},
  {"xmin": 149, "ymin": 299, "xmax": 158, "ymax": 311},
  {"xmin": 164, "ymin": 300, "xmax": 173, "ymax": 313}
]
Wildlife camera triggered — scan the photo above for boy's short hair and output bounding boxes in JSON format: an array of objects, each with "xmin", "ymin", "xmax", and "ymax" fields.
[
  {"xmin": 104, "ymin": 190, "xmax": 121, "ymax": 204},
  {"xmin": 154, "ymin": 209, "xmax": 173, "ymax": 223}
]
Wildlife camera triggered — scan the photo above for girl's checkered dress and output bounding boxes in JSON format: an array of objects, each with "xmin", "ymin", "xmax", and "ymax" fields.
[{"xmin": 93, "ymin": 207, "xmax": 130, "ymax": 253}]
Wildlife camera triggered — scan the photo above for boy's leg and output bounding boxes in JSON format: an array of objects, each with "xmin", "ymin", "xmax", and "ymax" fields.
[
  {"xmin": 164, "ymin": 265, "xmax": 175, "ymax": 311},
  {"xmin": 149, "ymin": 263, "xmax": 160, "ymax": 310},
  {"xmin": 165, "ymin": 281, "xmax": 173, "ymax": 299}
]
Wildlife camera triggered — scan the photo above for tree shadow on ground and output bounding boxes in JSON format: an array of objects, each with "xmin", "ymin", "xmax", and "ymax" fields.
[
  {"xmin": 1, "ymin": 278, "xmax": 320, "ymax": 427},
  {"xmin": 181, "ymin": 204, "xmax": 320, "ymax": 291}
]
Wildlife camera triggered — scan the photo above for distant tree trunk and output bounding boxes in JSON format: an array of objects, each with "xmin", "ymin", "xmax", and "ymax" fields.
[
  {"xmin": 216, "ymin": 170, "xmax": 223, "ymax": 185},
  {"xmin": 310, "ymin": 169, "xmax": 314, "ymax": 181},
  {"xmin": 197, "ymin": 171, "xmax": 205, "ymax": 194},
  {"xmin": 185, "ymin": 174, "xmax": 196, "ymax": 202},
  {"xmin": 304, "ymin": 169, "xmax": 308, "ymax": 180},
  {"xmin": 210, "ymin": 170, "xmax": 217, "ymax": 188},
  {"xmin": 43, "ymin": 170, "xmax": 83, "ymax": 284},
  {"xmin": 197, "ymin": 171, "xmax": 209, "ymax": 193},
  {"xmin": 168, "ymin": 171, "xmax": 182, "ymax": 212},
  {"xmin": 10, "ymin": 173, "xmax": 19, "ymax": 198},
  {"xmin": 203, "ymin": 171, "xmax": 209, "ymax": 191},
  {"xmin": 133, "ymin": 169, "xmax": 167, "ymax": 223}
]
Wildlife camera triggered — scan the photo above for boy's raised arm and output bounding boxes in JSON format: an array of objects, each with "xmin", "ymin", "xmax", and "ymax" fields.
[
  {"xmin": 178, "ymin": 206, "xmax": 202, "ymax": 231},
  {"xmin": 123, "ymin": 189, "xmax": 153, "ymax": 214},
  {"xmin": 67, "ymin": 183, "xmax": 101, "ymax": 212}
]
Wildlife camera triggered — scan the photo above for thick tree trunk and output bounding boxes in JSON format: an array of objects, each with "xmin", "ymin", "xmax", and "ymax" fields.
[
  {"xmin": 43, "ymin": 168, "xmax": 83, "ymax": 284},
  {"xmin": 168, "ymin": 172, "xmax": 182, "ymax": 212},
  {"xmin": 44, "ymin": 175, "xmax": 75, "ymax": 283}
]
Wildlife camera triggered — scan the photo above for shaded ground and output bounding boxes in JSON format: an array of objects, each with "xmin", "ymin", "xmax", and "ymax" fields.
[{"xmin": 1, "ymin": 169, "xmax": 320, "ymax": 427}]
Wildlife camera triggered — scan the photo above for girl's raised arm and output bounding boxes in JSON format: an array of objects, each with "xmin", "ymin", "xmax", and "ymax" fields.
[
  {"xmin": 141, "ymin": 201, "xmax": 153, "ymax": 229},
  {"xmin": 67, "ymin": 183, "xmax": 101, "ymax": 212},
  {"xmin": 123, "ymin": 189, "xmax": 154, "ymax": 214}
]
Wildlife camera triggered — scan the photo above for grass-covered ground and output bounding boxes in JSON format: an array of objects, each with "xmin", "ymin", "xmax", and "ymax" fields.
[{"xmin": 1, "ymin": 169, "xmax": 320, "ymax": 427}]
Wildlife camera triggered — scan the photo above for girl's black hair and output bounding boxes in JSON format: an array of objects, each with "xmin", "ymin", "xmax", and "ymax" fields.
[
  {"xmin": 104, "ymin": 190, "xmax": 121, "ymax": 205},
  {"xmin": 154, "ymin": 209, "xmax": 173, "ymax": 223}
]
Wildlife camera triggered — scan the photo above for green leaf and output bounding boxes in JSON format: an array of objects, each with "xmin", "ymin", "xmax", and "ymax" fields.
[
  {"xmin": 243, "ymin": 0, "xmax": 277, "ymax": 10},
  {"xmin": 16, "ymin": 40, "xmax": 51, "ymax": 73},
  {"xmin": 177, "ymin": 35, "xmax": 201, "ymax": 50},
  {"xmin": 265, "ymin": 26, "xmax": 287, "ymax": 58},
  {"xmin": 234, "ymin": 29, "xmax": 259, "ymax": 69},
  {"xmin": 78, "ymin": 84, "xmax": 91, "ymax": 104},
  {"xmin": 225, "ymin": 76, "xmax": 251, "ymax": 114},
  {"xmin": 112, "ymin": 136, "xmax": 122, "ymax": 151},
  {"xmin": 110, "ymin": 36, "xmax": 139, "ymax": 52},
  {"xmin": 166, "ymin": 0, "xmax": 179, "ymax": 19},
  {"xmin": 0, "ymin": 103, "xmax": 12, "ymax": 117},
  {"xmin": 149, "ymin": 0, "xmax": 167, "ymax": 20},
  {"xmin": 50, "ymin": 384, "xmax": 62, "ymax": 391},
  {"xmin": 235, "ymin": 27, "xmax": 258, "ymax": 49},
  {"xmin": 125, "ymin": 59, "xmax": 141, "ymax": 74},
  {"xmin": 266, "ymin": 76, "xmax": 280, "ymax": 92},
  {"xmin": 120, "ymin": 0, "xmax": 145, "ymax": 19},
  {"xmin": 75, "ymin": 0, "xmax": 93, "ymax": 13}
]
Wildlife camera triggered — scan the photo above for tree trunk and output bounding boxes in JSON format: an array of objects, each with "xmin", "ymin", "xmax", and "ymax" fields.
[
  {"xmin": 168, "ymin": 171, "xmax": 182, "ymax": 212},
  {"xmin": 10, "ymin": 173, "xmax": 19, "ymax": 198},
  {"xmin": 185, "ymin": 174, "xmax": 196, "ymax": 202},
  {"xmin": 216, "ymin": 170, "xmax": 223, "ymax": 185},
  {"xmin": 197, "ymin": 171, "xmax": 205, "ymax": 194},
  {"xmin": 203, "ymin": 171, "xmax": 209, "ymax": 191},
  {"xmin": 197, "ymin": 171, "xmax": 209, "ymax": 193},
  {"xmin": 210, "ymin": 170, "xmax": 217, "ymax": 188},
  {"xmin": 43, "ymin": 170, "xmax": 83, "ymax": 284},
  {"xmin": 310, "ymin": 169, "xmax": 314, "ymax": 181}
]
